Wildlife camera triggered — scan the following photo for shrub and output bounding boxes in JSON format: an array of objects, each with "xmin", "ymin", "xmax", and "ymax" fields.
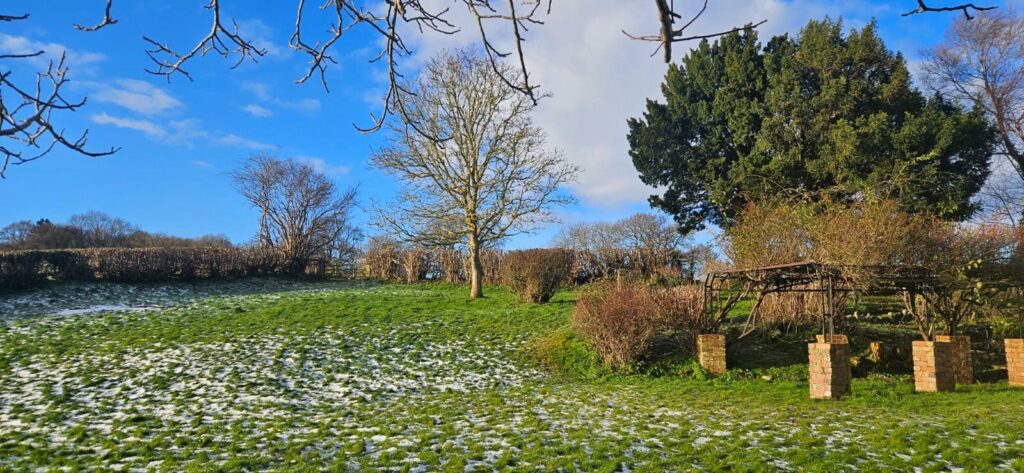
[
  {"xmin": 572, "ymin": 283, "xmax": 703, "ymax": 370},
  {"xmin": 500, "ymin": 249, "xmax": 572, "ymax": 303}
]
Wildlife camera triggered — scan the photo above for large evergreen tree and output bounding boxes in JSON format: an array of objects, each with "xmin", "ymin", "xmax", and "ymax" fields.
[{"xmin": 628, "ymin": 18, "xmax": 996, "ymax": 233}]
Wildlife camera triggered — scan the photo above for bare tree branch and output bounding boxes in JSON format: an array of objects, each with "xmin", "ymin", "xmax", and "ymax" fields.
[
  {"xmin": 143, "ymin": 0, "xmax": 267, "ymax": 81},
  {"xmin": 0, "ymin": 13, "xmax": 29, "ymax": 22},
  {"xmin": 75, "ymin": 0, "xmax": 118, "ymax": 32},
  {"xmin": 623, "ymin": 0, "xmax": 766, "ymax": 63},
  {"xmin": 286, "ymin": 0, "xmax": 549, "ymax": 135},
  {"xmin": 902, "ymin": 0, "xmax": 997, "ymax": 20},
  {"xmin": 0, "ymin": 13, "xmax": 118, "ymax": 178}
]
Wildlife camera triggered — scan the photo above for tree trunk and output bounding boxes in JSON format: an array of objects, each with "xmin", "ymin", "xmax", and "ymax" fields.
[{"xmin": 469, "ymin": 238, "xmax": 484, "ymax": 299}]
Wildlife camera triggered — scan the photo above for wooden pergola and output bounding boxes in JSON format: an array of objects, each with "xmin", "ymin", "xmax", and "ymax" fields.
[{"xmin": 700, "ymin": 261, "xmax": 934, "ymax": 340}]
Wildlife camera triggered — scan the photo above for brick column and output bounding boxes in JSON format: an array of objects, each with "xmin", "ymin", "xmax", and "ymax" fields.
[
  {"xmin": 935, "ymin": 335, "xmax": 973, "ymax": 385},
  {"xmin": 816, "ymin": 334, "xmax": 849, "ymax": 344},
  {"xmin": 808, "ymin": 339, "xmax": 851, "ymax": 399},
  {"xmin": 913, "ymin": 341, "xmax": 955, "ymax": 392},
  {"xmin": 697, "ymin": 334, "xmax": 727, "ymax": 376},
  {"xmin": 1007, "ymin": 339, "xmax": 1024, "ymax": 387}
]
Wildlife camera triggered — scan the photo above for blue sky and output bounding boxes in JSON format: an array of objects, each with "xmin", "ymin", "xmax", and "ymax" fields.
[{"xmin": 0, "ymin": 0, "xmax": 1016, "ymax": 248}]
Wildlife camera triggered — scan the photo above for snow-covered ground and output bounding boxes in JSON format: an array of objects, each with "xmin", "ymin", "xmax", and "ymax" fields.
[
  {"xmin": 1, "ymin": 281, "xmax": 1022, "ymax": 471},
  {"xmin": 0, "ymin": 279, "xmax": 348, "ymax": 321}
]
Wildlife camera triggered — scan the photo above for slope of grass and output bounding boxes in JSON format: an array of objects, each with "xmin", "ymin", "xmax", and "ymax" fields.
[{"xmin": 1, "ymin": 281, "xmax": 1023, "ymax": 471}]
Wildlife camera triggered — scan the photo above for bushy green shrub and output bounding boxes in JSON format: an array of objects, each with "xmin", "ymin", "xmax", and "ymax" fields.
[
  {"xmin": 500, "ymin": 249, "xmax": 572, "ymax": 303},
  {"xmin": 572, "ymin": 283, "xmax": 703, "ymax": 371}
]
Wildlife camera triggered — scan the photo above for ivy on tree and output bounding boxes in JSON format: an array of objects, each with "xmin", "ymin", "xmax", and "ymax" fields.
[{"xmin": 627, "ymin": 18, "xmax": 996, "ymax": 233}]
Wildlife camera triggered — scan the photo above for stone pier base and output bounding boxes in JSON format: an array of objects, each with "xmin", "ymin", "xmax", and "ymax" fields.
[
  {"xmin": 1006, "ymin": 339, "xmax": 1024, "ymax": 387},
  {"xmin": 808, "ymin": 339, "xmax": 851, "ymax": 399},
  {"xmin": 913, "ymin": 341, "xmax": 955, "ymax": 392},
  {"xmin": 697, "ymin": 334, "xmax": 727, "ymax": 376},
  {"xmin": 935, "ymin": 335, "xmax": 973, "ymax": 385}
]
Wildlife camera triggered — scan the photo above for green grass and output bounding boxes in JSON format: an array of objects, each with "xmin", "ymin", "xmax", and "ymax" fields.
[{"xmin": 1, "ymin": 281, "xmax": 1023, "ymax": 471}]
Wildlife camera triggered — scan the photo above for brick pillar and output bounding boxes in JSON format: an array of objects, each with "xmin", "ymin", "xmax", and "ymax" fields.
[
  {"xmin": 816, "ymin": 334, "xmax": 849, "ymax": 344},
  {"xmin": 935, "ymin": 335, "xmax": 973, "ymax": 385},
  {"xmin": 913, "ymin": 341, "xmax": 955, "ymax": 392},
  {"xmin": 1007, "ymin": 339, "xmax": 1024, "ymax": 387},
  {"xmin": 808, "ymin": 339, "xmax": 851, "ymax": 399},
  {"xmin": 697, "ymin": 334, "xmax": 727, "ymax": 376}
]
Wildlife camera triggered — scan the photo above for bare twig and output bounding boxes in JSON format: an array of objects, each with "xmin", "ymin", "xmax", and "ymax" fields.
[
  {"xmin": 902, "ymin": 0, "xmax": 996, "ymax": 20},
  {"xmin": 143, "ymin": 0, "xmax": 267, "ymax": 81},
  {"xmin": 623, "ymin": 0, "xmax": 766, "ymax": 63},
  {"xmin": 75, "ymin": 0, "xmax": 118, "ymax": 31},
  {"xmin": 0, "ymin": 13, "xmax": 29, "ymax": 22},
  {"xmin": 287, "ymin": 0, "xmax": 546, "ymax": 135},
  {"xmin": 0, "ymin": 52, "xmax": 118, "ymax": 178}
]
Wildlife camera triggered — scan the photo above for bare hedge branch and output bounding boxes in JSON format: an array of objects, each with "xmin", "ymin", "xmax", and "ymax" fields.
[
  {"xmin": 0, "ymin": 34, "xmax": 118, "ymax": 178},
  {"xmin": 74, "ymin": 0, "xmax": 118, "ymax": 32},
  {"xmin": 902, "ymin": 0, "xmax": 996, "ymax": 20}
]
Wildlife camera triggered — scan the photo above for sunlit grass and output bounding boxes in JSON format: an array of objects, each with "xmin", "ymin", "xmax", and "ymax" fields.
[{"xmin": 1, "ymin": 281, "xmax": 1022, "ymax": 470}]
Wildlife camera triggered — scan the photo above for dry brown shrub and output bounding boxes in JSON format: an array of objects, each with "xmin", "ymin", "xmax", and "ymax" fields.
[
  {"xmin": 363, "ymin": 246, "xmax": 401, "ymax": 281},
  {"xmin": 722, "ymin": 202, "xmax": 809, "ymax": 270},
  {"xmin": 435, "ymin": 247, "xmax": 464, "ymax": 282},
  {"xmin": 401, "ymin": 249, "xmax": 431, "ymax": 283},
  {"xmin": 500, "ymin": 249, "xmax": 572, "ymax": 303},
  {"xmin": 572, "ymin": 283, "xmax": 703, "ymax": 370}
]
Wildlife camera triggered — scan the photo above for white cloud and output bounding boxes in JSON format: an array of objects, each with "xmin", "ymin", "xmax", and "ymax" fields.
[
  {"xmin": 90, "ymin": 113, "xmax": 166, "ymax": 138},
  {"xmin": 235, "ymin": 19, "xmax": 284, "ymax": 58},
  {"xmin": 279, "ymin": 98, "xmax": 321, "ymax": 112},
  {"xmin": 297, "ymin": 156, "xmax": 351, "ymax": 177},
  {"xmin": 92, "ymin": 79, "xmax": 183, "ymax": 115},
  {"xmin": 0, "ymin": 33, "xmax": 105, "ymax": 68},
  {"xmin": 241, "ymin": 81, "xmax": 321, "ymax": 112},
  {"xmin": 192, "ymin": 160, "xmax": 215, "ymax": 169},
  {"xmin": 91, "ymin": 114, "xmax": 273, "ymax": 151},
  {"xmin": 399, "ymin": 0, "xmax": 876, "ymax": 207},
  {"xmin": 242, "ymin": 81, "xmax": 272, "ymax": 100},
  {"xmin": 242, "ymin": 103, "xmax": 273, "ymax": 117},
  {"xmin": 213, "ymin": 134, "xmax": 276, "ymax": 151}
]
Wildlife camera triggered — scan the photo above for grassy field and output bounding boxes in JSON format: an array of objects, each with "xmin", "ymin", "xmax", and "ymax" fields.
[{"xmin": 1, "ymin": 281, "xmax": 1023, "ymax": 471}]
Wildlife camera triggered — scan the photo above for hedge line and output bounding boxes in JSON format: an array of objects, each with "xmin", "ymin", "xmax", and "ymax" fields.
[
  {"xmin": 361, "ymin": 247, "xmax": 690, "ymax": 285},
  {"xmin": 0, "ymin": 247, "xmax": 325, "ymax": 292}
]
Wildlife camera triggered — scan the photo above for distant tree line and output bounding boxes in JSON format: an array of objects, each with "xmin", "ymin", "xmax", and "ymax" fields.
[{"xmin": 0, "ymin": 211, "xmax": 232, "ymax": 251}]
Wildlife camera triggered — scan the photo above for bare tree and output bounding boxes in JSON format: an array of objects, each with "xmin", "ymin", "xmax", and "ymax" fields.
[
  {"xmin": 232, "ymin": 154, "xmax": 360, "ymax": 275},
  {"xmin": 0, "ymin": 220, "xmax": 34, "ymax": 249},
  {"xmin": 926, "ymin": 10, "xmax": 1024, "ymax": 188},
  {"xmin": 977, "ymin": 165, "xmax": 1024, "ymax": 226},
  {"xmin": 371, "ymin": 50, "xmax": 576, "ymax": 298},
  {"xmin": 615, "ymin": 213, "xmax": 688, "ymax": 255},
  {"xmin": 69, "ymin": 211, "xmax": 138, "ymax": 247}
]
